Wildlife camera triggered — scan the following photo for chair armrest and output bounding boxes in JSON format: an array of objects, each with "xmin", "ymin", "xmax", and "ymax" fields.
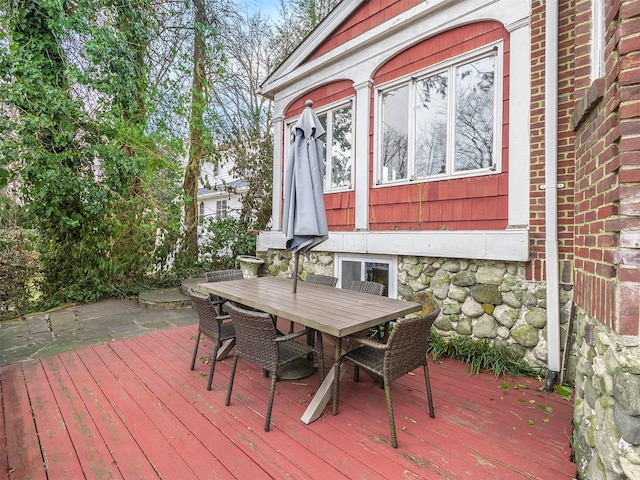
[
  {"xmin": 274, "ymin": 329, "xmax": 311, "ymax": 343},
  {"xmin": 347, "ymin": 336, "xmax": 389, "ymax": 350}
]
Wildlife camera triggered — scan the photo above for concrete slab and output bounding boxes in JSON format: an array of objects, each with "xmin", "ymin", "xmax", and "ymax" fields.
[{"xmin": 0, "ymin": 288, "xmax": 198, "ymax": 366}]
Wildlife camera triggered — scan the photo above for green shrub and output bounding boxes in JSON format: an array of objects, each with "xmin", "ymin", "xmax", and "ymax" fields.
[
  {"xmin": 0, "ymin": 228, "xmax": 40, "ymax": 319},
  {"xmin": 198, "ymin": 217, "xmax": 257, "ymax": 270},
  {"xmin": 427, "ymin": 330, "xmax": 540, "ymax": 378}
]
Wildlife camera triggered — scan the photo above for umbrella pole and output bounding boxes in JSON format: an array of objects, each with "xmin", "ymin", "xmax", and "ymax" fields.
[{"xmin": 293, "ymin": 251, "xmax": 299, "ymax": 293}]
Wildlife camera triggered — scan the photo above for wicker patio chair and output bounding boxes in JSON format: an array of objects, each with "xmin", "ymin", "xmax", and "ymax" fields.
[
  {"xmin": 224, "ymin": 303, "xmax": 324, "ymax": 432},
  {"xmin": 187, "ymin": 288, "xmax": 236, "ymax": 391},
  {"xmin": 345, "ymin": 280, "xmax": 388, "ymax": 340},
  {"xmin": 332, "ymin": 308, "xmax": 440, "ymax": 448},
  {"xmin": 204, "ymin": 269, "xmax": 243, "ymax": 314},
  {"xmin": 306, "ymin": 274, "xmax": 338, "ymax": 287},
  {"xmin": 346, "ymin": 280, "xmax": 385, "ymax": 296}
]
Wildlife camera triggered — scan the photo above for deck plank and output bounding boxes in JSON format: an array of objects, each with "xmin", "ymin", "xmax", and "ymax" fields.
[
  {"xmin": 1, "ymin": 363, "xmax": 47, "ymax": 480},
  {"xmin": 76, "ymin": 343, "xmax": 221, "ymax": 479},
  {"xmin": 138, "ymin": 329, "xmax": 355, "ymax": 479},
  {"xmin": 39, "ymin": 354, "xmax": 125, "ymax": 479},
  {"xmin": 58, "ymin": 348, "xmax": 163, "ymax": 479},
  {"xmin": 106, "ymin": 338, "xmax": 270, "ymax": 479},
  {"xmin": 20, "ymin": 360, "xmax": 86, "ymax": 479},
  {"xmin": 0, "ymin": 325, "xmax": 577, "ymax": 480}
]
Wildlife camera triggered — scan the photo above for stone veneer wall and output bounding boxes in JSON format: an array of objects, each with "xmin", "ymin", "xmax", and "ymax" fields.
[
  {"xmin": 397, "ymin": 257, "xmax": 574, "ymax": 371},
  {"xmin": 258, "ymin": 250, "xmax": 576, "ymax": 374},
  {"xmin": 259, "ymin": 249, "xmax": 335, "ymax": 279},
  {"xmin": 573, "ymin": 309, "xmax": 640, "ymax": 479}
]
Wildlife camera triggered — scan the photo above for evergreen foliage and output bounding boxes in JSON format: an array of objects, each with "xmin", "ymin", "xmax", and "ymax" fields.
[{"xmin": 0, "ymin": 0, "xmax": 181, "ymax": 307}]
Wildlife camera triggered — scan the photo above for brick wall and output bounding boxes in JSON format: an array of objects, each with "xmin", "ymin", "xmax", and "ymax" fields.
[
  {"xmin": 528, "ymin": 0, "xmax": 576, "ymax": 283},
  {"xmin": 570, "ymin": 0, "xmax": 640, "ymax": 336}
]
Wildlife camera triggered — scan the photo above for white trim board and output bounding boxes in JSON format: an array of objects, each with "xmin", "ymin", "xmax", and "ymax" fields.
[{"xmin": 258, "ymin": 229, "xmax": 529, "ymax": 262}]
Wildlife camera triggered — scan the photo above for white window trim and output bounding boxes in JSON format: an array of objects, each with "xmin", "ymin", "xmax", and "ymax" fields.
[
  {"xmin": 335, "ymin": 253, "xmax": 398, "ymax": 298},
  {"xmin": 285, "ymin": 98, "xmax": 355, "ymax": 193},
  {"xmin": 591, "ymin": 0, "xmax": 605, "ymax": 81},
  {"xmin": 374, "ymin": 42, "xmax": 504, "ymax": 187}
]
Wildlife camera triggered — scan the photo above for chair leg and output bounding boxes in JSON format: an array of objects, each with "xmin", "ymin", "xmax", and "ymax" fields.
[
  {"xmin": 265, "ymin": 370, "xmax": 278, "ymax": 432},
  {"xmin": 353, "ymin": 365, "xmax": 360, "ymax": 382},
  {"xmin": 207, "ymin": 343, "xmax": 219, "ymax": 391},
  {"xmin": 383, "ymin": 377, "xmax": 398, "ymax": 448},
  {"xmin": 423, "ymin": 362, "xmax": 435, "ymax": 418},
  {"xmin": 225, "ymin": 356, "xmax": 239, "ymax": 406},
  {"xmin": 190, "ymin": 331, "xmax": 201, "ymax": 371}
]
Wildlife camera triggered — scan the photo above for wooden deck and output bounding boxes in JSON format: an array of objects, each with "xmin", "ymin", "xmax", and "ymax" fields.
[{"xmin": 1, "ymin": 322, "xmax": 576, "ymax": 479}]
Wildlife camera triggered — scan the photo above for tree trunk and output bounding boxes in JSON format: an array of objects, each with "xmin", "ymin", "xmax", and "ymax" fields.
[{"xmin": 182, "ymin": 0, "xmax": 208, "ymax": 259}]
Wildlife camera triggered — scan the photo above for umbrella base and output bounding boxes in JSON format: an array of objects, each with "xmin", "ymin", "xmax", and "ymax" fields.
[{"xmin": 275, "ymin": 358, "xmax": 316, "ymax": 381}]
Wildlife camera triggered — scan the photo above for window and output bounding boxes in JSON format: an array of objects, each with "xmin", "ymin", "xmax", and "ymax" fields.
[
  {"xmin": 216, "ymin": 200, "xmax": 228, "ymax": 219},
  {"xmin": 287, "ymin": 100, "xmax": 354, "ymax": 192},
  {"xmin": 377, "ymin": 45, "xmax": 501, "ymax": 184},
  {"xmin": 199, "ymin": 201, "xmax": 205, "ymax": 217},
  {"xmin": 336, "ymin": 254, "xmax": 397, "ymax": 298}
]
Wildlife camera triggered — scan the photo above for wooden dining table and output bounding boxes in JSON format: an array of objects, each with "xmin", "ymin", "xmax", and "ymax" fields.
[{"xmin": 197, "ymin": 276, "xmax": 422, "ymax": 424}]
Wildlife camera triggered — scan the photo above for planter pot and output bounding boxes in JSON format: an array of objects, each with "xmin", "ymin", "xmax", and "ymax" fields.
[{"xmin": 237, "ymin": 255, "xmax": 265, "ymax": 279}]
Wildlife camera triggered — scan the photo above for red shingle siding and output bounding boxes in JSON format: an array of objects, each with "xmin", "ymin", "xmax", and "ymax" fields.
[
  {"xmin": 306, "ymin": 0, "xmax": 423, "ymax": 63},
  {"xmin": 286, "ymin": 80, "xmax": 356, "ymax": 115},
  {"xmin": 369, "ymin": 22, "xmax": 510, "ymax": 231},
  {"xmin": 571, "ymin": 0, "xmax": 640, "ymax": 335}
]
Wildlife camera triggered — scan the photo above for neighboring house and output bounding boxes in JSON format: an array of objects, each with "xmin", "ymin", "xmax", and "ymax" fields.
[
  {"xmin": 197, "ymin": 150, "xmax": 246, "ymax": 226},
  {"xmin": 257, "ymin": 1, "xmax": 640, "ymax": 478}
]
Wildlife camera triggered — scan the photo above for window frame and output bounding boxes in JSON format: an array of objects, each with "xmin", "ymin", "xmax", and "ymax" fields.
[
  {"xmin": 374, "ymin": 42, "xmax": 504, "ymax": 187},
  {"xmin": 285, "ymin": 98, "xmax": 355, "ymax": 193},
  {"xmin": 334, "ymin": 254, "xmax": 398, "ymax": 298},
  {"xmin": 215, "ymin": 199, "xmax": 228, "ymax": 220}
]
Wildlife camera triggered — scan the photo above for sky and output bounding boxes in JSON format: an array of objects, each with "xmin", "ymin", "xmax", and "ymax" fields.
[{"xmin": 243, "ymin": 0, "xmax": 281, "ymax": 18}]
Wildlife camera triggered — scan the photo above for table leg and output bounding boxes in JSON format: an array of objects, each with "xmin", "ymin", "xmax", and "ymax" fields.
[
  {"xmin": 216, "ymin": 338, "xmax": 235, "ymax": 360},
  {"xmin": 301, "ymin": 337, "xmax": 345, "ymax": 424}
]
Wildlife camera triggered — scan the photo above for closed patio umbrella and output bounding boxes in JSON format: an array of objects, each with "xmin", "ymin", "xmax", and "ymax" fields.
[{"xmin": 283, "ymin": 100, "xmax": 328, "ymax": 292}]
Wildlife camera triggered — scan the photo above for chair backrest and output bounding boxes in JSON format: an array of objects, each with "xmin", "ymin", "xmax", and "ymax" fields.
[
  {"xmin": 384, "ymin": 308, "xmax": 440, "ymax": 382},
  {"xmin": 346, "ymin": 280, "xmax": 385, "ymax": 296},
  {"xmin": 205, "ymin": 269, "xmax": 243, "ymax": 283},
  {"xmin": 306, "ymin": 274, "xmax": 338, "ymax": 287},
  {"xmin": 225, "ymin": 303, "xmax": 279, "ymax": 370},
  {"xmin": 186, "ymin": 288, "xmax": 221, "ymax": 338}
]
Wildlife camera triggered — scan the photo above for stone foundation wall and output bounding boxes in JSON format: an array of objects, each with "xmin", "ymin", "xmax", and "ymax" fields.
[
  {"xmin": 398, "ymin": 257, "xmax": 575, "ymax": 371},
  {"xmin": 573, "ymin": 309, "xmax": 640, "ymax": 479},
  {"xmin": 258, "ymin": 249, "xmax": 335, "ymax": 279},
  {"xmin": 258, "ymin": 250, "xmax": 576, "ymax": 374}
]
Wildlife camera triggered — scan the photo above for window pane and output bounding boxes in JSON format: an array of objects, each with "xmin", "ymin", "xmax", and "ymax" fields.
[
  {"xmin": 454, "ymin": 56, "xmax": 495, "ymax": 172},
  {"xmin": 381, "ymin": 85, "xmax": 409, "ymax": 181},
  {"xmin": 365, "ymin": 262, "xmax": 389, "ymax": 297},
  {"xmin": 330, "ymin": 105, "xmax": 352, "ymax": 188},
  {"xmin": 216, "ymin": 200, "xmax": 227, "ymax": 219},
  {"xmin": 414, "ymin": 72, "xmax": 448, "ymax": 177},
  {"xmin": 317, "ymin": 113, "xmax": 328, "ymax": 190},
  {"xmin": 341, "ymin": 260, "xmax": 361, "ymax": 288}
]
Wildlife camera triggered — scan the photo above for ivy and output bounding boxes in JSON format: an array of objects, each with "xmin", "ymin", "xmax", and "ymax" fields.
[{"xmin": 0, "ymin": 0, "xmax": 181, "ymax": 307}]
